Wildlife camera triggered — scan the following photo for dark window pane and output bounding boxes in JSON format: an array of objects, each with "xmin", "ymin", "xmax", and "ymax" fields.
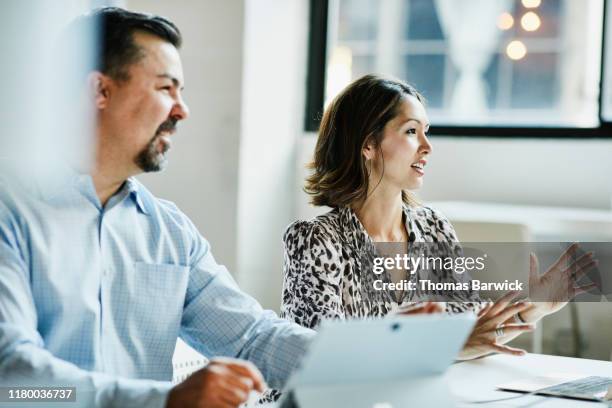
[
  {"xmin": 403, "ymin": 54, "xmax": 445, "ymax": 108},
  {"xmin": 511, "ymin": 52, "xmax": 558, "ymax": 109},
  {"xmin": 405, "ymin": 0, "xmax": 444, "ymax": 40},
  {"xmin": 338, "ymin": 0, "xmax": 379, "ymax": 41}
]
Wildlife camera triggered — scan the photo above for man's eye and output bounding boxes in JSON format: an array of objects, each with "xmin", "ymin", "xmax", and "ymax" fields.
[{"xmin": 161, "ymin": 86, "xmax": 172, "ymax": 91}]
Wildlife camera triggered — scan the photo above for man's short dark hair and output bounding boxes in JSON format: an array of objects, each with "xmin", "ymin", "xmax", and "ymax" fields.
[{"xmin": 85, "ymin": 7, "xmax": 182, "ymax": 81}]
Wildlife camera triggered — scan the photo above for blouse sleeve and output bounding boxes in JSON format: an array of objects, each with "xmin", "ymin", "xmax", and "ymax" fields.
[
  {"xmin": 280, "ymin": 221, "xmax": 344, "ymax": 329},
  {"xmin": 429, "ymin": 208, "xmax": 485, "ymax": 314}
]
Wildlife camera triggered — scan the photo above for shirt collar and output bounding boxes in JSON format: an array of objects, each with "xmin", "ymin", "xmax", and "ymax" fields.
[
  {"xmin": 44, "ymin": 170, "xmax": 150, "ymax": 216},
  {"xmin": 5, "ymin": 162, "xmax": 151, "ymax": 216},
  {"xmin": 339, "ymin": 204, "xmax": 419, "ymax": 252},
  {"xmin": 125, "ymin": 178, "xmax": 151, "ymax": 215}
]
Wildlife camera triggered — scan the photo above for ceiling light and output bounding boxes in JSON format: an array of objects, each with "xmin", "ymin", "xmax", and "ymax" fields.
[
  {"xmin": 522, "ymin": 0, "xmax": 542, "ymax": 8},
  {"xmin": 521, "ymin": 12, "xmax": 541, "ymax": 31},
  {"xmin": 506, "ymin": 40, "xmax": 527, "ymax": 60},
  {"xmin": 497, "ymin": 12, "xmax": 514, "ymax": 30}
]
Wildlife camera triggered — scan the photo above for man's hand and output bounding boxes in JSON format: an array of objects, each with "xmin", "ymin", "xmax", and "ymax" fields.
[{"xmin": 166, "ymin": 357, "xmax": 267, "ymax": 408}]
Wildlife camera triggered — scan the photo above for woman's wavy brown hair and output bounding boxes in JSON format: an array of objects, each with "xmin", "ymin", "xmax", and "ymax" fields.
[{"xmin": 305, "ymin": 74, "xmax": 425, "ymax": 208}]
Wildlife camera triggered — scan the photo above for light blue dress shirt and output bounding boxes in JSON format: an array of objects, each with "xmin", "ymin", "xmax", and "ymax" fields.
[{"xmin": 0, "ymin": 173, "xmax": 315, "ymax": 408}]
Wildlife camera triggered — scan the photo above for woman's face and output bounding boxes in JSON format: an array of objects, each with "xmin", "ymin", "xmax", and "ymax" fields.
[{"xmin": 364, "ymin": 95, "xmax": 432, "ymax": 191}]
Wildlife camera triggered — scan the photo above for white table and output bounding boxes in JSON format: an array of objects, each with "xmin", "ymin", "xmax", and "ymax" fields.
[
  {"xmin": 447, "ymin": 353, "xmax": 612, "ymax": 407},
  {"xmin": 259, "ymin": 354, "xmax": 612, "ymax": 407}
]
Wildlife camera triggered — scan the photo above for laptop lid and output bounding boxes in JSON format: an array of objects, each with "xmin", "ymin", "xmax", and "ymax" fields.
[{"xmin": 286, "ymin": 313, "xmax": 476, "ymax": 389}]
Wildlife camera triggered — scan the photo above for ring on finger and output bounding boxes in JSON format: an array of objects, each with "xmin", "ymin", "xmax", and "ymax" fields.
[{"xmin": 495, "ymin": 326, "xmax": 504, "ymax": 337}]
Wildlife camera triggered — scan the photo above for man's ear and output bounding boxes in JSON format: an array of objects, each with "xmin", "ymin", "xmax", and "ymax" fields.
[{"xmin": 87, "ymin": 71, "xmax": 112, "ymax": 110}]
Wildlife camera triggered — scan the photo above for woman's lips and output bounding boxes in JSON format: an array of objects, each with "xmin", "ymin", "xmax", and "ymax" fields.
[
  {"xmin": 411, "ymin": 162, "xmax": 425, "ymax": 176},
  {"xmin": 411, "ymin": 166, "xmax": 424, "ymax": 176}
]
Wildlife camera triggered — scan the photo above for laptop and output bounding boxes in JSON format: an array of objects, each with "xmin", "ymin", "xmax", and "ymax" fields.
[
  {"xmin": 498, "ymin": 374, "xmax": 612, "ymax": 402},
  {"xmin": 278, "ymin": 313, "xmax": 476, "ymax": 408}
]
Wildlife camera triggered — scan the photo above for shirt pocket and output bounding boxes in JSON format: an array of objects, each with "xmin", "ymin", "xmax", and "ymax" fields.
[
  {"xmin": 130, "ymin": 262, "xmax": 190, "ymax": 334},
  {"xmin": 133, "ymin": 262, "xmax": 190, "ymax": 298}
]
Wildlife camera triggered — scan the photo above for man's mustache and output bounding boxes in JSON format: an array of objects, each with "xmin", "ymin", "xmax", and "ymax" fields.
[{"xmin": 155, "ymin": 118, "xmax": 178, "ymax": 136}]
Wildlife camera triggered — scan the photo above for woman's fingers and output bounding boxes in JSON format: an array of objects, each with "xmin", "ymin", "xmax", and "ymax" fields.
[
  {"xmin": 396, "ymin": 302, "xmax": 444, "ymax": 315},
  {"xmin": 574, "ymin": 283, "xmax": 598, "ymax": 296},
  {"xmin": 490, "ymin": 342, "xmax": 527, "ymax": 356},
  {"xmin": 487, "ymin": 290, "xmax": 520, "ymax": 317},
  {"xmin": 491, "ymin": 323, "xmax": 536, "ymax": 336},
  {"xmin": 572, "ymin": 261, "xmax": 599, "ymax": 287},
  {"xmin": 550, "ymin": 243, "xmax": 580, "ymax": 272},
  {"xmin": 529, "ymin": 252, "xmax": 540, "ymax": 284},
  {"xmin": 490, "ymin": 302, "xmax": 531, "ymax": 326},
  {"xmin": 422, "ymin": 302, "xmax": 444, "ymax": 314},
  {"xmin": 566, "ymin": 258, "xmax": 599, "ymax": 282},
  {"xmin": 477, "ymin": 302, "xmax": 493, "ymax": 318},
  {"xmin": 564, "ymin": 251, "xmax": 594, "ymax": 271}
]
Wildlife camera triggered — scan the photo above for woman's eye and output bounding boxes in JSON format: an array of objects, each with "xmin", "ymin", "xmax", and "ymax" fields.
[{"xmin": 406, "ymin": 128, "xmax": 417, "ymax": 135}]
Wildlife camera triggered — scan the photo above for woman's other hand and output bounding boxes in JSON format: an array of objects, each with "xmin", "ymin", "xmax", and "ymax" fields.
[
  {"xmin": 457, "ymin": 291, "xmax": 535, "ymax": 361},
  {"xmin": 394, "ymin": 301, "xmax": 445, "ymax": 316}
]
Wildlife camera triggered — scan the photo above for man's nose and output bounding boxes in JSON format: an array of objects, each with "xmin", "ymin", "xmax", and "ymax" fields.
[{"xmin": 171, "ymin": 97, "xmax": 189, "ymax": 121}]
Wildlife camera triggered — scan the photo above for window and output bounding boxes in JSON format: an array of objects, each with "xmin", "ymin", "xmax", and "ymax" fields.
[{"xmin": 306, "ymin": 0, "xmax": 611, "ymax": 136}]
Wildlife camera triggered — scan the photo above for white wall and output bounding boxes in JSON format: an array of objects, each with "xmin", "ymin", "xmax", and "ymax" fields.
[
  {"xmin": 418, "ymin": 137, "xmax": 612, "ymax": 210},
  {"xmin": 298, "ymin": 136, "xmax": 612, "ymax": 221},
  {"xmin": 237, "ymin": 0, "xmax": 310, "ymax": 310},
  {"xmin": 128, "ymin": 0, "xmax": 245, "ymax": 274}
]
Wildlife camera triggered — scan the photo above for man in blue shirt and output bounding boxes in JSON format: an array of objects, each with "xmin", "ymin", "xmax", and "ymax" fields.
[{"xmin": 0, "ymin": 7, "xmax": 314, "ymax": 408}]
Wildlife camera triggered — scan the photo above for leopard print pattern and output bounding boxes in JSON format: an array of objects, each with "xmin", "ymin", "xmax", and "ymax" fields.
[{"xmin": 280, "ymin": 205, "xmax": 482, "ymax": 329}]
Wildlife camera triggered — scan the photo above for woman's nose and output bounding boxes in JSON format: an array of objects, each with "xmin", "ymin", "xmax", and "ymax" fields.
[{"xmin": 420, "ymin": 133, "xmax": 433, "ymax": 154}]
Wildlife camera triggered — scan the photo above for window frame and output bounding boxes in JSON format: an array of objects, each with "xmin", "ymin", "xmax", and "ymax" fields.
[{"xmin": 304, "ymin": 0, "xmax": 612, "ymax": 138}]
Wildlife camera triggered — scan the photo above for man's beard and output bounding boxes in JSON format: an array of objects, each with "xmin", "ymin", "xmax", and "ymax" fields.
[{"xmin": 135, "ymin": 118, "xmax": 177, "ymax": 172}]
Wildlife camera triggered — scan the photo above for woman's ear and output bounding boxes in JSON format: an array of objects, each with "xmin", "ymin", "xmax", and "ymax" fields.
[
  {"xmin": 87, "ymin": 71, "xmax": 111, "ymax": 110},
  {"xmin": 362, "ymin": 139, "xmax": 376, "ymax": 161}
]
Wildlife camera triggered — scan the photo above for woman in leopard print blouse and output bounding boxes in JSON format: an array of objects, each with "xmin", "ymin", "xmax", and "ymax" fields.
[
  {"xmin": 280, "ymin": 75, "xmax": 590, "ymax": 360},
  {"xmin": 281, "ymin": 205, "xmax": 477, "ymax": 328}
]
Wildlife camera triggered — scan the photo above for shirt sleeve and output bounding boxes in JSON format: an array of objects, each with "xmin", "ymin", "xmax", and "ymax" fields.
[
  {"xmin": 0, "ymin": 211, "xmax": 173, "ymax": 408},
  {"xmin": 279, "ymin": 221, "xmax": 345, "ymax": 329},
  {"xmin": 177, "ymin": 218, "xmax": 316, "ymax": 390}
]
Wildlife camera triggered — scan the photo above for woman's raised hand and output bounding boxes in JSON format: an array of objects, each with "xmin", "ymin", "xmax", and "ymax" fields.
[{"xmin": 523, "ymin": 244, "xmax": 599, "ymax": 322}]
